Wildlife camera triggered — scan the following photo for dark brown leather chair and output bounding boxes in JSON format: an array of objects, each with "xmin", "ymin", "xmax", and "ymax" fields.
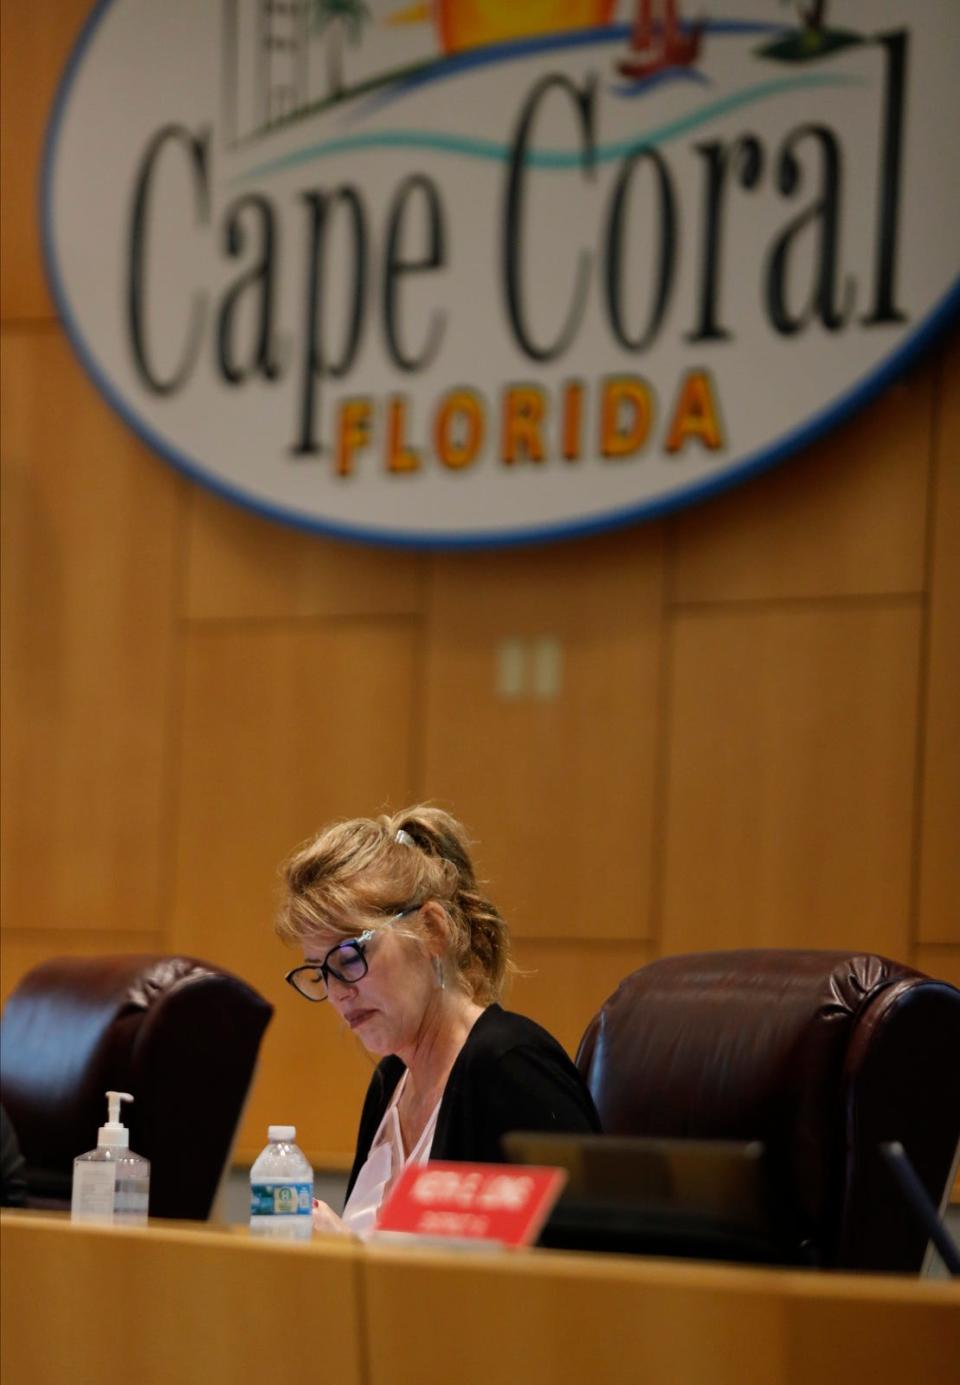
[
  {"xmin": 576, "ymin": 950, "xmax": 960, "ymax": 1273},
  {"xmin": 0, "ymin": 954, "xmax": 273, "ymax": 1220}
]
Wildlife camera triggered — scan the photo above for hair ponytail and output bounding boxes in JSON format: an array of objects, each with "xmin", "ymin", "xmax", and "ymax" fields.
[{"xmin": 393, "ymin": 806, "xmax": 512, "ymax": 1005}]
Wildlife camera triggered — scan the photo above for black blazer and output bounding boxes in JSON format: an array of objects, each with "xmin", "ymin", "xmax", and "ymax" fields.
[{"xmin": 346, "ymin": 1004, "xmax": 601, "ymax": 1198}]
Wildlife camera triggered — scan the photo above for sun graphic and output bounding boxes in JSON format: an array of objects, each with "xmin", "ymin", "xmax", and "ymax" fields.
[{"xmin": 389, "ymin": 1, "xmax": 617, "ymax": 55}]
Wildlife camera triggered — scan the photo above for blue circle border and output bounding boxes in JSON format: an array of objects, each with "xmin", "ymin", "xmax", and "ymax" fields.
[{"xmin": 41, "ymin": 0, "xmax": 960, "ymax": 552}]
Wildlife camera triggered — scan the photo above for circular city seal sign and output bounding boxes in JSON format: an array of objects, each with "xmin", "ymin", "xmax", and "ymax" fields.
[{"xmin": 44, "ymin": 0, "xmax": 960, "ymax": 547}]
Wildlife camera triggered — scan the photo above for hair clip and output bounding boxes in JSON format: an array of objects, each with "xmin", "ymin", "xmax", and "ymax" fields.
[{"xmin": 395, "ymin": 828, "xmax": 415, "ymax": 847}]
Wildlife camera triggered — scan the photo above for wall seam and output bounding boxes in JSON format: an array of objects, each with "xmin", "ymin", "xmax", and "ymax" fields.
[
  {"xmin": 668, "ymin": 591, "xmax": 925, "ymax": 617},
  {"xmin": 154, "ymin": 483, "xmax": 195, "ymax": 954},
  {"xmin": 906, "ymin": 343, "xmax": 945, "ymax": 960},
  {"xmin": 180, "ymin": 609, "xmax": 427, "ymax": 633},
  {"xmin": 648, "ymin": 519, "xmax": 676, "ymax": 960},
  {"xmin": 407, "ymin": 555, "xmax": 431, "ymax": 804}
]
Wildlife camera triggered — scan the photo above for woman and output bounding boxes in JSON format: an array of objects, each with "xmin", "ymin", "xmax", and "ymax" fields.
[{"xmin": 278, "ymin": 805, "xmax": 600, "ymax": 1236}]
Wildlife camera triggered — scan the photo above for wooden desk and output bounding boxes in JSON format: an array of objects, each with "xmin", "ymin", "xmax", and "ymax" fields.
[
  {"xmin": 365, "ymin": 1241, "xmax": 960, "ymax": 1385},
  {"xmin": 2, "ymin": 1213, "xmax": 958, "ymax": 1385},
  {"xmin": 0, "ymin": 1214, "xmax": 362, "ymax": 1385}
]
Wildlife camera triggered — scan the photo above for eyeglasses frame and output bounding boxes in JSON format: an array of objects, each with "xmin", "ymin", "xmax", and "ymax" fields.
[{"xmin": 284, "ymin": 905, "xmax": 421, "ymax": 1003}]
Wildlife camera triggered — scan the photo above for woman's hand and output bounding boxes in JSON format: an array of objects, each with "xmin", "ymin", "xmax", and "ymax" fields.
[{"xmin": 312, "ymin": 1198, "xmax": 350, "ymax": 1236}]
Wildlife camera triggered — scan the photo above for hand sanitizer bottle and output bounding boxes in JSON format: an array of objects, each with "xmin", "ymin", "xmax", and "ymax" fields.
[{"xmin": 71, "ymin": 1091, "xmax": 150, "ymax": 1225}]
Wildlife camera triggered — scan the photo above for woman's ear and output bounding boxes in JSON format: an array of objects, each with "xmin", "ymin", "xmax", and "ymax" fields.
[{"xmin": 418, "ymin": 901, "xmax": 451, "ymax": 956}]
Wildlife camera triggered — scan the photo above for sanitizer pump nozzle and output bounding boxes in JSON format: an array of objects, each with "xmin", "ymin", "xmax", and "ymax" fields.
[{"xmin": 98, "ymin": 1091, "xmax": 133, "ymax": 1148}]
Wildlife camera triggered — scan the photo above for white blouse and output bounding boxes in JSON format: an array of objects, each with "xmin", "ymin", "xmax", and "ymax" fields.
[{"xmin": 340, "ymin": 1071, "xmax": 441, "ymax": 1238}]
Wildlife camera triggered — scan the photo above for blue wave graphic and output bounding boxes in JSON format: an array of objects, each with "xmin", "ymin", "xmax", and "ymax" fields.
[
  {"xmin": 235, "ymin": 73, "xmax": 863, "ymax": 185},
  {"xmin": 609, "ymin": 68, "xmax": 709, "ymax": 98},
  {"xmin": 352, "ymin": 20, "xmax": 785, "ymax": 119}
]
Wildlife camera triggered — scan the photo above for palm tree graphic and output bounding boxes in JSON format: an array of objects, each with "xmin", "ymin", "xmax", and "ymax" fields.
[
  {"xmin": 783, "ymin": 0, "xmax": 828, "ymax": 41},
  {"xmin": 763, "ymin": 0, "xmax": 862, "ymax": 62},
  {"xmin": 312, "ymin": 0, "xmax": 371, "ymax": 100}
]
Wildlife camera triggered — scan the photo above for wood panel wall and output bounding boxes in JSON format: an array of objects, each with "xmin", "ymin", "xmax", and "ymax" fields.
[{"xmin": 2, "ymin": 2, "xmax": 958, "ymax": 1165}]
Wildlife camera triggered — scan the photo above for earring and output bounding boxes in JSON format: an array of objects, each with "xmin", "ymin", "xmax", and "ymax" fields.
[{"xmin": 433, "ymin": 957, "xmax": 445, "ymax": 990}]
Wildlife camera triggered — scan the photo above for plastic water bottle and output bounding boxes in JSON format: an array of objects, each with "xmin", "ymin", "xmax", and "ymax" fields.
[{"xmin": 249, "ymin": 1125, "xmax": 313, "ymax": 1239}]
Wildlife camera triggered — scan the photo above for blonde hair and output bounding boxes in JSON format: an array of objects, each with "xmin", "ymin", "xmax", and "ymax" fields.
[{"xmin": 277, "ymin": 805, "xmax": 512, "ymax": 1005}]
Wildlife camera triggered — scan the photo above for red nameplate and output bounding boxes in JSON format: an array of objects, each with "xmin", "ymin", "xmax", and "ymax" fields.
[{"xmin": 375, "ymin": 1161, "xmax": 566, "ymax": 1247}]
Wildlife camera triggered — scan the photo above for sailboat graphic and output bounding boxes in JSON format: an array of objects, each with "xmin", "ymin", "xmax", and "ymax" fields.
[{"xmin": 618, "ymin": 0, "xmax": 704, "ymax": 79}]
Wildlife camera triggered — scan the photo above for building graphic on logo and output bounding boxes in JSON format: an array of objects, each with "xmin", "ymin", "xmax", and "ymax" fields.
[{"xmin": 222, "ymin": 0, "xmax": 325, "ymax": 145}]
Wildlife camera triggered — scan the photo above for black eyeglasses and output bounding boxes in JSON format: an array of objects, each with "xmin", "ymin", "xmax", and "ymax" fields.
[{"xmin": 284, "ymin": 906, "xmax": 420, "ymax": 1003}]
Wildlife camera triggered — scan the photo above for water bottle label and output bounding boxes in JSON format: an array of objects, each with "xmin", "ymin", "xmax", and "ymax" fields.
[{"xmin": 250, "ymin": 1181, "xmax": 312, "ymax": 1216}]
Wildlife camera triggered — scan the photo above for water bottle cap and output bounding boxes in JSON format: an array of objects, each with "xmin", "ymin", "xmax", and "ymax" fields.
[{"xmin": 268, "ymin": 1125, "xmax": 296, "ymax": 1142}]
